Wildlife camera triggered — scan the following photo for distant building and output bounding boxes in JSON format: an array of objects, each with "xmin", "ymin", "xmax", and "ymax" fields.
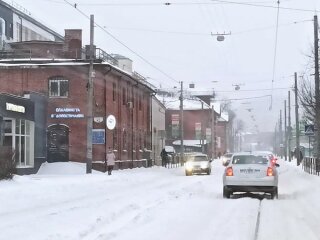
[
  {"xmin": 161, "ymin": 93, "xmax": 227, "ymax": 158},
  {"xmin": 0, "ymin": 0, "xmax": 63, "ymax": 49},
  {"xmin": 152, "ymin": 96, "xmax": 166, "ymax": 166}
]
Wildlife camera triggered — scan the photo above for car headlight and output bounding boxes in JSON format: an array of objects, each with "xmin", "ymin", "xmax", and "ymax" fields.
[
  {"xmin": 201, "ymin": 162, "xmax": 208, "ymax": 168},
  {"xmin": 185, "ymin": 162, "xmax": 193, "ymax": 171}
]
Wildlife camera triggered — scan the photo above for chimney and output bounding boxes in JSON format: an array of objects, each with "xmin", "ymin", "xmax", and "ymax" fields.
[{"xmin": 64, "ymin": 29, "xmax": 82, "ymax": 59}]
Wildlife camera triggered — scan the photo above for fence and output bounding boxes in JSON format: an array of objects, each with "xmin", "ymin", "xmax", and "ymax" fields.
[{"xmin": 303, "ymin": 157, "xmax": 320, "ymax": 176}]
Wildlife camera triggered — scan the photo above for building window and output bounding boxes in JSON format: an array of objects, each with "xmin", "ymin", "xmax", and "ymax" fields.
[
  {"xmin": 113, "ymin": 128, "xmax": 117, "ymax": 149},
  {"xmin": 122, "ymin": 87, "xmax": 126, "ymax": 105},
  {"xmin": 139, "ymin": 94, "xmax": 142, "ymax": 110},
  {"xmin": 49, "ymin": 78, "xmax": 69, "ymax": 97},
  {"xmin": 112, "ymin": 83, "xmax": 116, "ymax": 101},
  {"xmin": 3, "ymin": 118, "xmax": 34, "ymax": 168}
]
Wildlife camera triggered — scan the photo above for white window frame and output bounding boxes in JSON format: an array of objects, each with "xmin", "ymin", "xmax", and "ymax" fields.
[
  {"xmin": 4, "ymin": 118, "xmax": 34, "ymax": 168},
  {"xmin": 49, "ymin": 78, "xmax": 69, "ymax": 98}
]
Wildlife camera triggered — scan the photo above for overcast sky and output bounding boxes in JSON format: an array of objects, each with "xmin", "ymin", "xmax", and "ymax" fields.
[{"xmin": 6, "ymin": 0, "xmax": 320, "ymax": 132}]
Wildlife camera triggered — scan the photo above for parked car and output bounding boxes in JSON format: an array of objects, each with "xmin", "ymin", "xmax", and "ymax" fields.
[
  {"xmin": 185, "ymin": 153, "xmax": 212, "ymax": 176},
  {"xmin": 164, "ymin": 145, "xmax": 176, "ymax": 163},
  {"xmin": 222, "ymin": 153, "xmax": 233, "ymax": 166},
  {"xmin": 223, "ymin": 152, "xmax": 279, "ymax": 199}
]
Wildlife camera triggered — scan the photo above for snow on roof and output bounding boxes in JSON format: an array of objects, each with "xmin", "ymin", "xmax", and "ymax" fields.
[
  {"xmin": 172, "ymin": 140, "xmax": 206, "ymax": 147},
  {"xmin": 219, "ymin": 112, "xmax": 229, "ymax": 122}
]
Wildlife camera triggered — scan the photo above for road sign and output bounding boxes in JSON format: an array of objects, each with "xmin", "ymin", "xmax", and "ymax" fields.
[{"xmin": 305, "ymin": 125, "xmax": 315, "ymax": 136}]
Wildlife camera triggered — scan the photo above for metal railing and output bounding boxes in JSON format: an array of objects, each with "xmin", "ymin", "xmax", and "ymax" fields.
[
  {"xmin": 302, "ymin": 157, "xmax": 320, "ymax": 176},
  {"xmin": 95, "ymin": 48, "xmax": 118, "ymax": 66}
]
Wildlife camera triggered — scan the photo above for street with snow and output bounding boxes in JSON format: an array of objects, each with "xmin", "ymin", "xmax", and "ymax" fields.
[{"xmin": 1, "ymin": 158, "xmax": 320, "ymax": 240}]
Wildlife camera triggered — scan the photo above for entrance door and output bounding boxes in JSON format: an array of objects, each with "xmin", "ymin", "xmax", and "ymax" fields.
[{"xmin": 47, "ymin": 125, "xmax": 69, "ymax": 162}]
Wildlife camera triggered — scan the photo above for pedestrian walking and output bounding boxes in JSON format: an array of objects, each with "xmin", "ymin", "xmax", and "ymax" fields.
[
  {"xmin": 160, "ymin": 148, "xmax": 168, "ymax": 167},
  {"xmin": 106, "ymin": 147, "xmax": 116, "ymax": 175}
]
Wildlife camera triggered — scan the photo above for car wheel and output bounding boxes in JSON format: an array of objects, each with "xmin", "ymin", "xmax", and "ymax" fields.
[
  {"xmin": 207, "ymin": 168, "xmax": 211, "ymax": 175},
  {"xmin": 223, "ymin": 186, "xmax": 231, "ymax": 199},
  {"xmin": 270, "ymin": 187, "xmax": 278, "ymax": 199},
  {"xmin": 274, "ymin": 187, "xmax": 278, "ymax": 199},
  {"xmin": 185, "ymin": 171, "xmax": 192, "ymax": 176}
]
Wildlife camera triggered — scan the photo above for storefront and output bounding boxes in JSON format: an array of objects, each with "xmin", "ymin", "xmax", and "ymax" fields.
[{"xmin": 0, "ymin": 94, "xmax": 35, "ymax": 174}]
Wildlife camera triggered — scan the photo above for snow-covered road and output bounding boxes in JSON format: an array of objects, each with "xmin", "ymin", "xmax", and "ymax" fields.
[{"xmin": 1, "ymin": 159, "xmax": 320, "ymax": 240}]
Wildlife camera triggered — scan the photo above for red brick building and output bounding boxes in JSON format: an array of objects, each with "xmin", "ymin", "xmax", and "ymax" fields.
[
  {"xmin": 164, "ymin": 98, "xmax": 228, "ymax": 158},
  {"xmin": 0, "ymin": 30, "xmax": 154, "ymax": 173}
]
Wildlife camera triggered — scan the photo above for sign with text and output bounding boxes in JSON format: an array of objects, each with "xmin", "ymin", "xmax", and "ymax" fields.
[
  {"xmin": 92, "ymin": 129, "xmax": 105, "ymax": 144},
  {"xmin": 305, "ymin": 125, "xmax": 315, "ymax": 136},
  {"xmin": 51, "ymin": 107, "xmax": 84, "ymax": 119}
]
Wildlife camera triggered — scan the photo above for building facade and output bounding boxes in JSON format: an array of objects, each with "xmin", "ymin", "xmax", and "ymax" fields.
[{"xmin": 0, "ymin": 30, "xmax": 154, "ymax": 174}]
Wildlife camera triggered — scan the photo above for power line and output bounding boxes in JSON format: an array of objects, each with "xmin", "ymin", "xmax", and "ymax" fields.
[
  {"xmin": 101, "ymin": 19, "xmax": 310, "ymax": 37},
  {"xmin": 73, "ymin": 1, "xmax": 319, "ymax": 13},
  {"xmin": 62, "ymin": 0, "xmax": 180, "ymax": 85},
  {"xmin": 215, "ymin": 94, "xmax": 272, "ymax": 101},
  {"xmin": 215, "ymin": 87, "xmax": 289, "ymax": 93}
]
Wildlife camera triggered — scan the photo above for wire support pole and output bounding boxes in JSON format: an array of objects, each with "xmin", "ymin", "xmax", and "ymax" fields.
[
  {"xmin": 179, "ymin": 81, "xmax": 184, "ymax": 164},
  {"xmin": 86, "ymin": 14, "xmax": 94, "ymax": 174},
  {"xmin": 314, "ymin": 15, "xmax": 320, "ymax": 159},
  {"xmin": 294, "ymin": 72, "xmax": 301, "ymax": 165}
]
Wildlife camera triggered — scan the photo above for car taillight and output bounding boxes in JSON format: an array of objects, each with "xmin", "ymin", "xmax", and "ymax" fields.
[
  {"xmin": 226, "ymin": 167, "xmax": 233, "ymax": 176},
  {"xmin": 267, "ymin": 167, "xmax": 274, "ymax": 176}
]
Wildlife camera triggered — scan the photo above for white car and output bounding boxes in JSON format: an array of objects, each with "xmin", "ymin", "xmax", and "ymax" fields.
[
  {"xmin": 223, "ymin": 152, "xmax": 279, "ymax": 199},
  {"xmin": 185, "ymin": 153, "xmax": 212, "ymax": 176}
]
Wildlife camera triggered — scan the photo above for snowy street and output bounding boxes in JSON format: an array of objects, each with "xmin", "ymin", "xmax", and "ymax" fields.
[{"xmin": 1, "ymin": 159, "xmax": 320, "ymax": 240}]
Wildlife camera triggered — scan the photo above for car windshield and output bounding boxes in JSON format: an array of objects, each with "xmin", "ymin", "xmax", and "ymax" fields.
[
  {"xmin": 232, "ymin": 155, "xmax": 269, "ymax": 165},
  {"xmin": 191, "ymin": 156, "xmax": 208, "ymax": 162}
]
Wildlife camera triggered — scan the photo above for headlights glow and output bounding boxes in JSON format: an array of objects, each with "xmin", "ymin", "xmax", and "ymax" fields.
[
  {"xmin": 201, "ymin": 162, "xmax": 208, "ymax": 168},
  {"xmin": 185, "ymin": 162, "xmax": 193, "ymax": 170}
]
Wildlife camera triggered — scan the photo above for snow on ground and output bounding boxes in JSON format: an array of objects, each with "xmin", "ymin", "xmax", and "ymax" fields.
[{"xmin": 1, "ymin": 158, "xmax": 320, "ymax": 240}]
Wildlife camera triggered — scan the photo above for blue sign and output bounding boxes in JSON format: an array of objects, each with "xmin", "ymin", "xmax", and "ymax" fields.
[
  {"xmin": 92, "ymin": 129, "xmax": 105, "ymax": 144},
  {"xmin": 305, "ymin": 125, "xmax": 315, "ymax": 136}
]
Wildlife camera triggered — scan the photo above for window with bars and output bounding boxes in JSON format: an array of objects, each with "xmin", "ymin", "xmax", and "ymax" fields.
[{"xmin": 49, "ymin": 78, "xmax": 69, "ymax": 97}]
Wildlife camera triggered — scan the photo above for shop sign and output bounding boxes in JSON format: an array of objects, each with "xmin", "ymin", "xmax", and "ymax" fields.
[
  {"xmin": 92, "ymin": 129, "xmax": 105, "ymax": 144},
  {"xmin": 51, "ymin": 107, "xmax": 84, "ymax": 119},
  {"xmin": 6, "ymin": 103, "xmax": 25, "ymax": 113}
]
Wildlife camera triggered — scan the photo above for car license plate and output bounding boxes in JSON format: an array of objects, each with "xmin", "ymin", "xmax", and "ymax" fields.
[{"xmin": 240, "ymin": 169, "xmax": 260, "ymax": 174}]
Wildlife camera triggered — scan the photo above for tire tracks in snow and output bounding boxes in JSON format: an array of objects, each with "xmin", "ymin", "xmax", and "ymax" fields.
[{"xmin": 253, "ymin": 200, "xmax": 262, "ymax": 240}]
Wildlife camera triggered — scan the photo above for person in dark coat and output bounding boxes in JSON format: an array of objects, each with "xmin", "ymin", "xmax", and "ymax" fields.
[{"xmin": 160, "ymin": 148, "xmax": 168, "ymax": 167}]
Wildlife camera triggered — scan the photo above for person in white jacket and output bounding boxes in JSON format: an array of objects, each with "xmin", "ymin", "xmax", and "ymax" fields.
[{"xmin": 106, "ymin": 147, "xmax": 116, "ymax": 175}]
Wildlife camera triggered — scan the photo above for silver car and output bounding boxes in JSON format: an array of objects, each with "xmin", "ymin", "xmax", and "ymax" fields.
[
  {"xmin": 185, "ymin": 153, "xmax": 212, "ymax": 176},
  {"xmin": 223, "ymin": 152, "xmax": 279, "ymax": 199}
]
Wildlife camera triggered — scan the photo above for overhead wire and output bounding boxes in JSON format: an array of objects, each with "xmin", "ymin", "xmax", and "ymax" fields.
[
  {"xmin": 62, "ymin": 0, "xmax": 180, "ymax": 86},
  {"xmin": 72, "ymin": 1, "xmax": 319, "ymax": 13}
]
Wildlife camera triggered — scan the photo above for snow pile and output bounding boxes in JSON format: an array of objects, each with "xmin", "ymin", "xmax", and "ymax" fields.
[{"xmin": 37, "ymin": 161, "xmax": 102, "ymax": 175}]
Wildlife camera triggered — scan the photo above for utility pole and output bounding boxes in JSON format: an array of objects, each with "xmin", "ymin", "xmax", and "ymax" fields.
[
  {"xmin": 179, "ymin": 81, "xmax": 184, "ymax": 164},
  {"xmin": 288, "ymin": 91, "xmax": 292, "ymax": 162},
  {"xmin": 314, "ymin": 15, "xmax": 320, "ymax": 159},
  {"xmin": 284, "ymin": 100, "xmax": 287, "ymax": 161},
  {"xmin": 279, "ymin": 110, "xmax": 282, "ymax": 157},
  {"xmin": 211, "ymin": 105, "xmax": 215, "ymax": 159},
  {"xmin": 294, "ymin": 72, "xmax": 301, "ymax": 165},
  {"xmin": 86, "ymin": 14, "xmax": 94, "ymax": 174}
]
